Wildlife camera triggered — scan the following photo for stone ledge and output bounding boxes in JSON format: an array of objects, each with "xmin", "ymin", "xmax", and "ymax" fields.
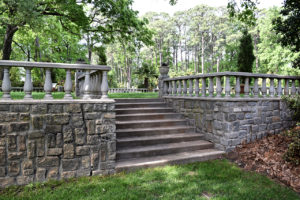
[
  {"xmin": 0, "ymin": 99, "xmax": 115, "ymax": 104},
  {"xmin": 163, "ymin": 96, "xmax": 281, "ymax": 102}
]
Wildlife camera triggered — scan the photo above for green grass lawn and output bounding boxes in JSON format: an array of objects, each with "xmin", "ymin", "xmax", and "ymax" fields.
[
  {"xmin": 0, "ymin": 160, "xmax": 298, "ymax": 200},
  {"xmin": 0, "ymin": 92, "xmax": 159, "ymax": 99}
]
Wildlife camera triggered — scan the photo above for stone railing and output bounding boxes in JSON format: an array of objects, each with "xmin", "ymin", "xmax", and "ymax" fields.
[
  {"xmin": 109, "ymin": 88, "xmax": 149, "ymax": 93},
  {"xmin": 163, "ymin": 72, "xmax": 300, "ymax": 98},
  {"xmin": 0, "ymin": 60, "xmax": 111, "ymax": 100}
]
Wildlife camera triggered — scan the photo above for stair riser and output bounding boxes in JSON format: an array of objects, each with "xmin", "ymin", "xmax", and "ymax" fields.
[
  {"xmin": 117, "ymin": 128, "xmax": 195, "ymax": 138},
  {"xmin": 116, "ymin": 114, "xmax": 182, "ymax": 121},
  {"xmin": 116, "ymin": 109, "xmax": 173, "ymax": 115},
  {"xmin": 117, "ymin": 121, "xmax": 187, "ymax": 129},
  {"xmin": 117, "ymin": 135, "xmax": 204, "ymax": 149},
  {"xmin": 116, "ymin": 103, "xmax": 165, "ymax": 109},
  {"xmin": 117, "ymin": 143, "xmax": 214, "ymax": 160},
  {"xmin": 115, "ymin": 99, "xmax": 164, "ymax": 103},
  {"xmin": 116, "ymin": 153, "xmax": 223, "ymax": 172}
]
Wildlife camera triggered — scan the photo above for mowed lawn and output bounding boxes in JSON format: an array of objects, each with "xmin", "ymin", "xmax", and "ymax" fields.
[
  {"xmin": 0, "ymin": 92, "xmax": 159, "ymax": 99},
  {"xmin": 0, "ymin": 160, "xmax": 298, "ymax": 200}
]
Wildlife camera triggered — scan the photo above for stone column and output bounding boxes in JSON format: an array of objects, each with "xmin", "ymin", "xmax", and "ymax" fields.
[
  {"xmin": 284, "ymin": 79, "xmax": 289, "ymax": 95},
  {"xmin": 277, "ymin": 78, "xmax": 282, "ymax": 97},
  {"xmin": 261, "ymin": 78, "xmax": 267, "ymax": 97},
  {"xmin": 82, "ymin": 70, "xmax": 91, "ymax": 99},
  {"xmin": 158, "ymin": 64, "xmax": 169, "ymax": 98},
  {"xmin": 183, "ymin": 80, "xmax": 187, "ymax": 96},
  {"xmin": 201, "ymin": 78, "xmax": 206, "ymax": 97},
  {"xmin": 173, "ymin": 80, "xmax": 177, "ymax": 96},
  {"xmin": 225, "ymin": 76, "xmax": 231, "ymax": 98},
  {"xmin": 177, "ymin": 80, "xmax": 182, "ymax": 96},
  {"xmin": 235, "ymin": 76, "xmax": 240, "ymax": 98},
  {"xmin": 253, "ymin": 78, "xmax": 259, "ymax": 97},
  {"xmin": 209, "ymin": 77, "xmax": 214, "ymax": 97},
  {"xmin": 195, "ymin": 78, "xmax": 199, "ymax": 97},
  {"xmin": 189, "ymin": 79, "xmax": 193, "ymax": 97},
  {"xmin": 1, "ymin": 67, "xmax": 11, "ymax": 100},
  {"xmin": 44, "ymin": 68, "xmax": 53, "ymax": 100},
  {"xmin": 64, "ymin": 69, "xmax": 73, "ymax": 99},
  {"xmin": 269, "ymin": 78, "xmax": 274, "ymax": 97},
  {"xmin": 101, "ymin": 71, "xmax": 109, "ymax": 99},
  {"xmin": 244, "ymin": 77, "xmax": 250, "ymax": 97},
  {"xmin": 291, "ymin": 79, "xmax": 296, "ymax": 95},
  {"xmin": 24, "ymin": 67, "xmax": 33, "ymax": 99},
  {"xmin": 216, "ymin": 76, "xmax": 222, "ymax": 97}
]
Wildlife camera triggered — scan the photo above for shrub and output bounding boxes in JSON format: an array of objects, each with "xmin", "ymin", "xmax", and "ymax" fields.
[{"xmin": 282, "ymin": 95, "xmax": 300, "ymax": 165}]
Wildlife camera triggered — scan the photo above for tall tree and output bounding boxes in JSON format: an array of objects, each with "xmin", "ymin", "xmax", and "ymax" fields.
[
  {"xmin": 273, "ymin": 0, "xmax": 300, "ymax": 68},
  {"xmin": 237, "ymin": 29, "xmax": 255, "ymax": 73}
]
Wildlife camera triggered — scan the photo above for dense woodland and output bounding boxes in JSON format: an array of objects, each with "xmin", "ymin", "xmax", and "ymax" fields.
[{"xmin": 0, "ymin": 0, "xmax": 299, "ymax": 89}]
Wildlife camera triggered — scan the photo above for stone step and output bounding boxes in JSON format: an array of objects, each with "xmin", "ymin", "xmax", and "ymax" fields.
[
  {"xmin": 116, "ymin": 113, "xmax": 182, "ymax": 121},
  {"xmin": 116, "ymin": 126, "xmax": 195, "ymax": 138},
  {"xmin": 116, "ymin": 107, "xmax": 174, "ymax": 115},
  {"xmin": 115, "ymin": 102, "xmax": 166, "ymax": 109},
  {"xmin": 116, "ymin": 119, "xmax": 188, "ymax": 129},
  {"xmin": 117, "ymin": 140, "xmax": 214, "ymax": 160},
  {"xmin": 115, "ymin": 98, "xmax": 164, "ymax": 103},
  {"xmin": 116, "ymin": 149, "xmax": 224, "ymax": 172},
  {"xmin": 117, "ymin": 133, "xmax": 204, "ymax": 149}
]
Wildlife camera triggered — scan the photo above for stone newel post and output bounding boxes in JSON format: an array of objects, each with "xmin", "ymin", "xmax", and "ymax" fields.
[{"xmin": 158, "ymin": 63, "xmax": 169, "ymax": 98}]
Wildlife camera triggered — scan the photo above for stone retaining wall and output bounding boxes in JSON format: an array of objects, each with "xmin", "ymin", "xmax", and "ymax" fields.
[
  {"xmin": 164, "ymin": 97, "xmax": 295, "ymax": 152},
  {"xmin": 0, "ymin": 100, "xmax": 115, "ymax": 187}
]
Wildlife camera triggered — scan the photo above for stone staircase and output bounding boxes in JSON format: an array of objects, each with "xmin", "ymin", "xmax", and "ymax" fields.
[{"xmin": 115, "ymin": 98, "xmax": 224, "ymax": 172}]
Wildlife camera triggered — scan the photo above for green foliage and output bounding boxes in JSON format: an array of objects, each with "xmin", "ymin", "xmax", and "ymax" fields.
[
  {"xmin": 273, "ymin": 0, "xmax": 300, "ymax": 68},
  {"xmin": 9, "ymin": 67, "xmax": 23, "ymax": 87},
  {"xmin": 237, "ymin": 29, "xmax": 255, "ymax": 73},
  {"xmin": 283, "ymin": 128, "xmax": 300, "ymax": 166},
  {"xmin": 134, "ymin": 62, "xmax": 158, "ymax": 89},
  {"xmin": 0, "ymin": 160, "xmax": 298, "ymax": 200},
  {"xmin": 282, "ymin": 95, "xmax": 300, "ymax": 165}
]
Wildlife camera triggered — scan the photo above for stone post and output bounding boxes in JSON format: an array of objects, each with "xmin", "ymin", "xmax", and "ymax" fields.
[
  {"xmin": 201, "ymin": 78, "xmax": 206, "ymax": 97},
  {"xmin": 101, "ymin": 71, "xmax": 109, "ymax": 99},
  {"xmin": 235, "ymin": 76, "xmax": 240, "ymax": 98},
  {"xmin": 189, "ymin": 79, "xmax": 193, "ymax": 97},
  {"xmin": 195, "ymin": 78, "xmax": 199, "ymax": 97},
  {"xmin": 24, "ymin": 67, "xmax": 33, "ymax": 100},
  {"xmin": 158, "ymin": 63, "xmax": 169, "ymax": 98},
  {"xmin": 82, "ymin": 70, "xmax": 91, "ymax": 99},
  {"xmin": 291, "ymin": 80, "xmax": 296, "ymax": 95},
  {"xmin": 64, "ymin": 69, "xmax": 73, "ymax": 99},
  {"xmin": 269, "ymin": 78, "xmax": 274, "ymax": 97},
  {"xmin": 216, "ymin": 76, "xmax": 222, "ymax": 98},
  {"xmin": 44, "ymin": 68, "xmax": 53, "ymax": 99},
  {"xmin": 1, "ymin": 67, "xmax": 11, "ymax": 100},
  {"xmin": 177, "ymin": 80, "xmax": 182, "ymax": 96}
]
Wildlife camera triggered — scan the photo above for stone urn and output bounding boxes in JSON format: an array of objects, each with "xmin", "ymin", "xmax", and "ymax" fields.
[{"xmin": 159, "ymin": 65, "xmax": 169, "ymax": 76}]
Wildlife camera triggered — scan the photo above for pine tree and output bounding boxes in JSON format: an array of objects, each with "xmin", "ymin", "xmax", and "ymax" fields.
[{"xmin": 237, "ymin": 29, "xmax": 255, "ymax": 73}]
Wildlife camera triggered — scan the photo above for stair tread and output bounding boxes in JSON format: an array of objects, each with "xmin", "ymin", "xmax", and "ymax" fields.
[
  {"xmin": 117, "ymin": 133, "xmax": 203, "ymax": 142},
  {"xmin": 116, "ymin": 107, "xmax": 171, "ymax": 111},
  {"xmin": 117, "ymin": 113, "xmax": 180, "ymax": 117},
  {"xmin": 116, "ymin": 149, "xmax": 224, "ymax": 168},
  {"xmin": 116, "ymin": 102, "xmax": 164, "ymax": 105},
  {"xmin": 116, "ymin": 119, "xmax": 186, "ymax": 124},
  {"xmin": 116, "ymin": 126, "xmax": 194, "ymax": 133},
  {"xmin": 117, "ymin": 140, "xmax": 212, "ymax": 154}
]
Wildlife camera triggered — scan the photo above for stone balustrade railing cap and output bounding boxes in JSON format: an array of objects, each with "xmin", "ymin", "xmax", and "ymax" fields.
[{"xmin": 0, "ymin": 60, "xmax": 111, "ymax": 71}]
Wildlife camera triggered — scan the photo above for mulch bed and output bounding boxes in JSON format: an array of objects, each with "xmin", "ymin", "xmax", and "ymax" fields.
[{"xmin": 230, "ymin": 126, "xmax": 300, "ymax": 193}]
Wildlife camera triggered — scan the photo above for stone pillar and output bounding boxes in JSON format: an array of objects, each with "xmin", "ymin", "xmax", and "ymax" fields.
[
  {"xmin": 291, "ymin": 80, "xmax": 296, "ymax": 95},
  {"xmin": 269, "ymin": 78, "xmax": 275, "ymax": 97},
  {"xmin": 101, "ymin": 71, "xmax": 109, "ymax": 99},
  {"xmin": 195, "ymin": 78, "xmax": 199, "ymax": 97},
  {"xmin": 1, "ymin": 67, "xmax": 11, "ymax": 100},
  {"xmin": 235, "ymin": 76, "xmax": 240, "ymax": 98},
  {"xmin": 44, "ymin": 68, "xmax": 53, "ymax": 100},
  {"xmin": 82, "ymin": 70, "xmax": 91, "ymax": 99},
  {"xmin": 244, "ymin": 77, "xmax": 250, "ymax": 97},
  {"xmin": 189, "ymin": 79, "xmax": 193, "ymax": 97},
  {"xmin": 209, "ymin": 77, "xmax": 214, "ymax": 97},
  {"xmin": 201, "ymin": 78, "xmax": 206, "ymax": 97},
  {"xmin": 225, "ymin": 76, "xmax": 231, "ymax": 98},
  {"xmin": 24, "ymin": 67, "xmax": 33, "ymax": 100},
  {"xmin": 261, "ymin": 78, "xmax": 267, "ymax": 97},
  {"xmin": 216, "ymin": 76, "xmax": 222, "ymax": 98},
  {"xmin": 64, "ymin": 69, "xmax": 73, "ymax": 99},
  {"xmin": 173, "ymin": 80, "xmax": 177, "ymax": 96},
  {"xmin": 177, "ymin": 80, "xmax": 182, "ymax": 96},
  {"xmin": 158, "ymin": 64, "xmax": 169, "ymax": 98}
]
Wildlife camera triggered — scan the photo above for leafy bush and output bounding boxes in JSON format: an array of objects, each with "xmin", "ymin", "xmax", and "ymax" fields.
[{"xmin": 282, "ymin": 95, "xmax": 300, "ymax": 165}]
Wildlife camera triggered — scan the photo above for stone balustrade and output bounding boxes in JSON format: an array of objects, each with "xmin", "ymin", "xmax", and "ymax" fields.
[
  {"xmin": 163, "ymin": 72, "xmax": 300, "ymax": 98},
  {"xmin": 0, "ymin": 60, "xmax": 111, "ymax": 100},
  {"xmin": 109, "ymin": 88, "xmax": 149, "ymax": 93}
]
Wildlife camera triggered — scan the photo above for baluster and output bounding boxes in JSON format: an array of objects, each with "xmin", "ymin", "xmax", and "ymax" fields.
[
  {"xmin": 216, "ymin": 76, "xmax": 222, "ymax": 97},
  {"xmin": 195, "ymin": 78, "xmax": 199, "ymax": 97},
  {"xmin": 253, "ymin": 78, "xmax": 259, "ymax": 97},
  {"xmin": 284, "ymin": 79, "xmax": 289, "ymax": 95},
  {"xmin": 173, "ymin": 80, "xmax": 177, "ymax": 96},
  {"xmin": 189, "ymin": 79, "xmax": 193, "ymax": 97},
  {"xmin": 225, "ymin": 76, "xmax": 231, "ymax": 98},
  {"xmin": 82, "ymin": 70, "xmax": 91, "ymax": 99},
  {"xmin": 177, "ymin": 80, "xmax": 182, "ymax": 96},
  {"xmin": 244, "ymin": 77, "xmax": 250, "ymax": 97},
  {"xmin": 23, "ymin": 67, "xmax": 33, "ymax": 99},
  {"xmin": 209, "ymin": 77, "xmax": 214, "ymax": 97},
  {"xmin": 269, "ymin": 78, "xmax": 275, "ymax": 97},
  {"xmin": 235, "ymin": 76, "xmax": 240, "ymax": 98},
  {"xmin": 291, "ymin": 80, "xmax": 296, "ymax": 95},
  {"xmin": 168, "ymin": 81, "xmax": 172, "ymax": 96},
  {"xmin": 44, "ymin": 68, "xmax": 53, "ymax": 99},
  {"xmin": 201, "ymin": 78, "xmax": 206, "ymax": 97},
  {"xmin": 277, "ymin": 78, "xmax": 282, "ymax": 97},
  {"xmin": 183, "ymin": 79, "xmax": 187, "ymax": 96},
  {"xmin": 163, "ymin": 81, "xmax": 168, "ymax": 96},
  {"xmin": 64, "ymin": 69, "xmax": 73, "ymax": 99},
  {"xmin": 101, "ymin": 71, "xmax": 109, "ymax": 99},
  {"xmin": 261, "ymin": 78, "xmax": 267, "ymax": 97},
  {"xmin": 1, "ymin": 67, "xmax": 11, "ymax": 100}
]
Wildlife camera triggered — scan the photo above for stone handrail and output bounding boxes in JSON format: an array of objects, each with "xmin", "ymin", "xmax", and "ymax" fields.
[
  {"xmin": 109, "ymin": 88, "xmax": 149, "ymax": 93},
  {"xmin": 163, "ymin": 72, "xmax": 300, "ymax": 98},
  {"xmin": 0, "ymin": 60, "xmax": 111, "ymax": 100}
]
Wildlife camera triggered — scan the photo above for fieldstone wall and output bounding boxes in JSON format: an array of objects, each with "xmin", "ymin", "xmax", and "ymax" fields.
[
  {"xmin": 0, "ymin": 100, "xmax": 115, "ymax": 187},
  {"xmin": 165, "ymin": 97, "xmax": 295, "ymax": 152}
]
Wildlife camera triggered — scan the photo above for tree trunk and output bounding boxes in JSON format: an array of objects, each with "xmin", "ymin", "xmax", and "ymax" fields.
[{"xmin": 1, "ymin": 25, "xmax": 18, "ymax": 80}]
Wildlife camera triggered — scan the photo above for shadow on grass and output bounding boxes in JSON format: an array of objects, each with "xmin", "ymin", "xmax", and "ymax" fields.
[{"xmin": 0, "ymin": 160, "xmax": 298, "ymax": 200}]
